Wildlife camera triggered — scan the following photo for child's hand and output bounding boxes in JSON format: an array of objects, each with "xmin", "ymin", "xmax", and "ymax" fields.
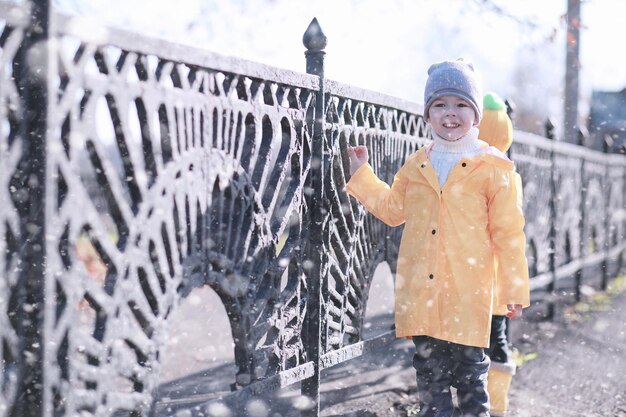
[
  {"xmin": 346, "ymin": 146, "xmax": 369, "ymax": 175},
  {"xmin": 506, "ymin": 304, "xmax": 523, "ymax": 319}
]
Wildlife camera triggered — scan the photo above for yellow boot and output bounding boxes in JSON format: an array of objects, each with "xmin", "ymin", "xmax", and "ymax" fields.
[{"xmin": 487, "ymin": 361, "xmax": 515, "ymax": 416}]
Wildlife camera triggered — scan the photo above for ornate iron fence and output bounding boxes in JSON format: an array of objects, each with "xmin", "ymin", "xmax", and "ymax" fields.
[
  {"xmin": 511, "ymin": 132, "xmax": 626, "ymax": 305},
  {"xmin": 0, "ymin": 2, "xmax": 624, "ymax": 416}
]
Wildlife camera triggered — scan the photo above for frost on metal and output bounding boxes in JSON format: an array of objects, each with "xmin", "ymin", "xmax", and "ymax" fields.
[
  {"xmin": 320, "ymin": 88, "xmax": 428, "ymax": 354},
  {"xmin": 1, "ymin": 3, "xmax": 625, "ymax": 417},
  {"xmin": 42, "ymin": 15, "xmax": 317, "ymax": 417},
  {"xmin": 0, "ymin": 4, "xmax": 23, "ymax": 416},
  {"xmin": 511, "ymin": 133, "xmax": 625, "ymax": 289}
]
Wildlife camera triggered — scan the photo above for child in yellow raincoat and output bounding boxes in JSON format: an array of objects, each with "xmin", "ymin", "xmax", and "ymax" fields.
[
  {"xmin": 345, "ymin": 60, "xmax": 530, "ymax": 417},
  {"xmin": 479, "ymin": 92, "xmax": 518, "ymax": 417}
]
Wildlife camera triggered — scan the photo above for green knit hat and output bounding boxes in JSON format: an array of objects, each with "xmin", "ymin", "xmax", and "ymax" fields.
[{"xmin": 483, "ymin": 92, "xmax": 507, "ymax": 111}]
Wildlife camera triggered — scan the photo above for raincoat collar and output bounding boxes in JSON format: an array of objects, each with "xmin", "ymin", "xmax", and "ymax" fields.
[
  {"xmin": 420, "ymin": 140, "xmax": 515, "ymax": 171},
  {"xmin": 415, "ymin": 141, "xmax": 515, "ymax": 192}
]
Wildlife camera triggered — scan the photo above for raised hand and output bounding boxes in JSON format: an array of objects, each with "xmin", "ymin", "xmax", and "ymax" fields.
[
  {"xmin": 346, "ymin": 146, "xmax": 369, "ymax": 175},
  {"xmin": 506, "ymin": 304, "xmax": 523, "ymax": 319}
]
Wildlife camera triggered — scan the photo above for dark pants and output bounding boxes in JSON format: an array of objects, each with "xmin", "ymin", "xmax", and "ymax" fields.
[
  {"xmin": 485, "ymin": 315, "xmax": 510, "ymax": 364},
  {"xmin": 412, "ymin": 336, "xmax": 490, "ymax": 417}
]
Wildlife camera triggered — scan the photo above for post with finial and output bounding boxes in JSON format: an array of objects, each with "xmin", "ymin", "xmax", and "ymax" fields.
[
  {"xmin": 504, "ymin": 98, "xmax": 515, "ymax": 121},
  {"xmin": 545, "ymin": 118, "xmax": 555, "ymax": 140},
  {"xmin": 303, "ymin": 17, "xmax": 327, "ymax": 78},
  {"xmin": 301, "ymin": 17, "xmax": 327, "ymax": 417}
]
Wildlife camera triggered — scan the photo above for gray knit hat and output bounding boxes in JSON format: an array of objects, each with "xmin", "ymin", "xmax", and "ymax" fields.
[{"xmin": 423, "ymin": 60, "xmax": 483, "ymax": 123}]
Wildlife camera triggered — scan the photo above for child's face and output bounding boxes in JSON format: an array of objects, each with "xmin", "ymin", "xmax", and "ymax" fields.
[{"xmin": 428, "ymin": 95, "xmax": 477, "ymax": 141}]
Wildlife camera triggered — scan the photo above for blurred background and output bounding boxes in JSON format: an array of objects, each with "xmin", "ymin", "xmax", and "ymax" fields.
[{"xmin": 54, "ymin": 0, "xmax": 626, "ymax": 148}]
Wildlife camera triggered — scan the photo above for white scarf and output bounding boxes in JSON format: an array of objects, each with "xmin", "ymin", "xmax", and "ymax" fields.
[{"xmin": 429, "ymin": 127, "xmax": 483, "ymax": 187}]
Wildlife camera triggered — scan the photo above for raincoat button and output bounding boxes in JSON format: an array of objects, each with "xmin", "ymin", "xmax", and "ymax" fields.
[
  {"xmin": 431, "ymin": 229, "xmax": 436, "ymax": 235},
  {"xmin": 429, "ymin": 274, "xmax": 434, "ymax": 279},
  {"xmin": 421, "ymin": 163, "xmax": 426, "ymax": 168},
  {"xmin": 462, "ymin": 162, "xmax": 467, "ymax": 167}
]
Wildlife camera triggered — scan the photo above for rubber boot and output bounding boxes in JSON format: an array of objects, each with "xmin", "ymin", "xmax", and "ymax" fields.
[{"xmin": 487, "ymin": 361, "xmax": 515, "ymax": 416}]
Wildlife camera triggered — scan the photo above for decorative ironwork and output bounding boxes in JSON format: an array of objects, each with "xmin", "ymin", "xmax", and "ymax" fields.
[
  {"xmin": 607, "ymin": 162, "xmax": 625, "ymax": 250},
  {"xmin": 0, "ymin": 3, "xmax": 624, "ymax": 416},
  {"xmin": 509, "ymin": 135, "xmax": 553, "ymax": 278},
  {"xmin": 511, "ymin": 134, "xmax": 626, "ymax": 293},
  {"xmin": 322, "ymin": 83, "xmax": 428, "ymax": 353},
  {"xmin": 40, "ymin": 12, "xmax": 320, "ymax": 416},
  {"xmin": 0, "ymin": 3, "xmax": 27, "ymax": 415}
]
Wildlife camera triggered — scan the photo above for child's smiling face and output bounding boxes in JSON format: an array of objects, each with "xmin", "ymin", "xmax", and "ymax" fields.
[{"xmin": 427, "ymin": 95, "xmax": 478, "ymax": 141}]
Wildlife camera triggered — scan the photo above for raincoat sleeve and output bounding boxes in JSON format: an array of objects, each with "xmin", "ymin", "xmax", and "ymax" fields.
[
  {"xmin": 488, "ymin": 170, "xmax": 530, "ymax": 308},
  {"xmin": 344, "ymin": 163, "xmax": 407, "ymax": 227}
]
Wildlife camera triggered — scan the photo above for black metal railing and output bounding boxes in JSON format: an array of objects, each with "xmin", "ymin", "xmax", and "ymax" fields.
[{"xmin": 0, "ymin": 2, "xmax": 624, "ymax": 416}]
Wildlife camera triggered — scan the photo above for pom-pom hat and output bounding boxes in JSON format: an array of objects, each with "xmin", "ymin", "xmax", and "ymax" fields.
[
  {"xmin": 424, "ymin": 59, "xmax": 483, "ymax": 124},
  {"xmin": 478, "ymin": 92, "xmax": 513, "ymax": 152}
]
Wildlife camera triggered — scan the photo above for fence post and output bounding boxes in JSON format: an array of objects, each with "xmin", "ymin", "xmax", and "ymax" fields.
[
  {"xmin": 623, "ymin": 162, "xmax": 626, "ymax": 277},
  {"xmin": 12, "ymin": 1, "xmax": 52, "ymax": 416},
  {"xmin": 601, "ymin": 145, "xmax": 610, "ymax": 290},
  {"xmin": 545, "ymin": 119, "xmax": 558, "ymax": 318},
  {"xmin": 302, "ymin": 17, "xmax": 327, "ymax": 417},
  {"xmin": 576, "ymin": 129, "xmax": 586, "ymax": 302}
]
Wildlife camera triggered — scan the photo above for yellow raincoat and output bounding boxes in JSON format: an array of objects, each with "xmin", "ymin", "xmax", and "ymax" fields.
[
  {"xmin": 345, "ymin": 143, "xmax": 530, "ymax": 348},
  {"xmin": 477, "ymin": 92, "xmax": 517, "ymax": 316}
]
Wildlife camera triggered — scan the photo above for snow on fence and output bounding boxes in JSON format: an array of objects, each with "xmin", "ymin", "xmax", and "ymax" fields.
[{"xmin": 0, "ymin": 2, "xmax": 624, "ymax": 416}]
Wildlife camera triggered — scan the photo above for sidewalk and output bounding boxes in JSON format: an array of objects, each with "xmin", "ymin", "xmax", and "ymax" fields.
[{"xmin": 312, "ymin": 280, "xmax": 626, "ymax": 417}]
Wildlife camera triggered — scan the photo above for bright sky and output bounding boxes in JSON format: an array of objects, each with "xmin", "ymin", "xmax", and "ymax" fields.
[{"xmin": 57, "ymin": 0, "xmax": 626, "ymax": 123}]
